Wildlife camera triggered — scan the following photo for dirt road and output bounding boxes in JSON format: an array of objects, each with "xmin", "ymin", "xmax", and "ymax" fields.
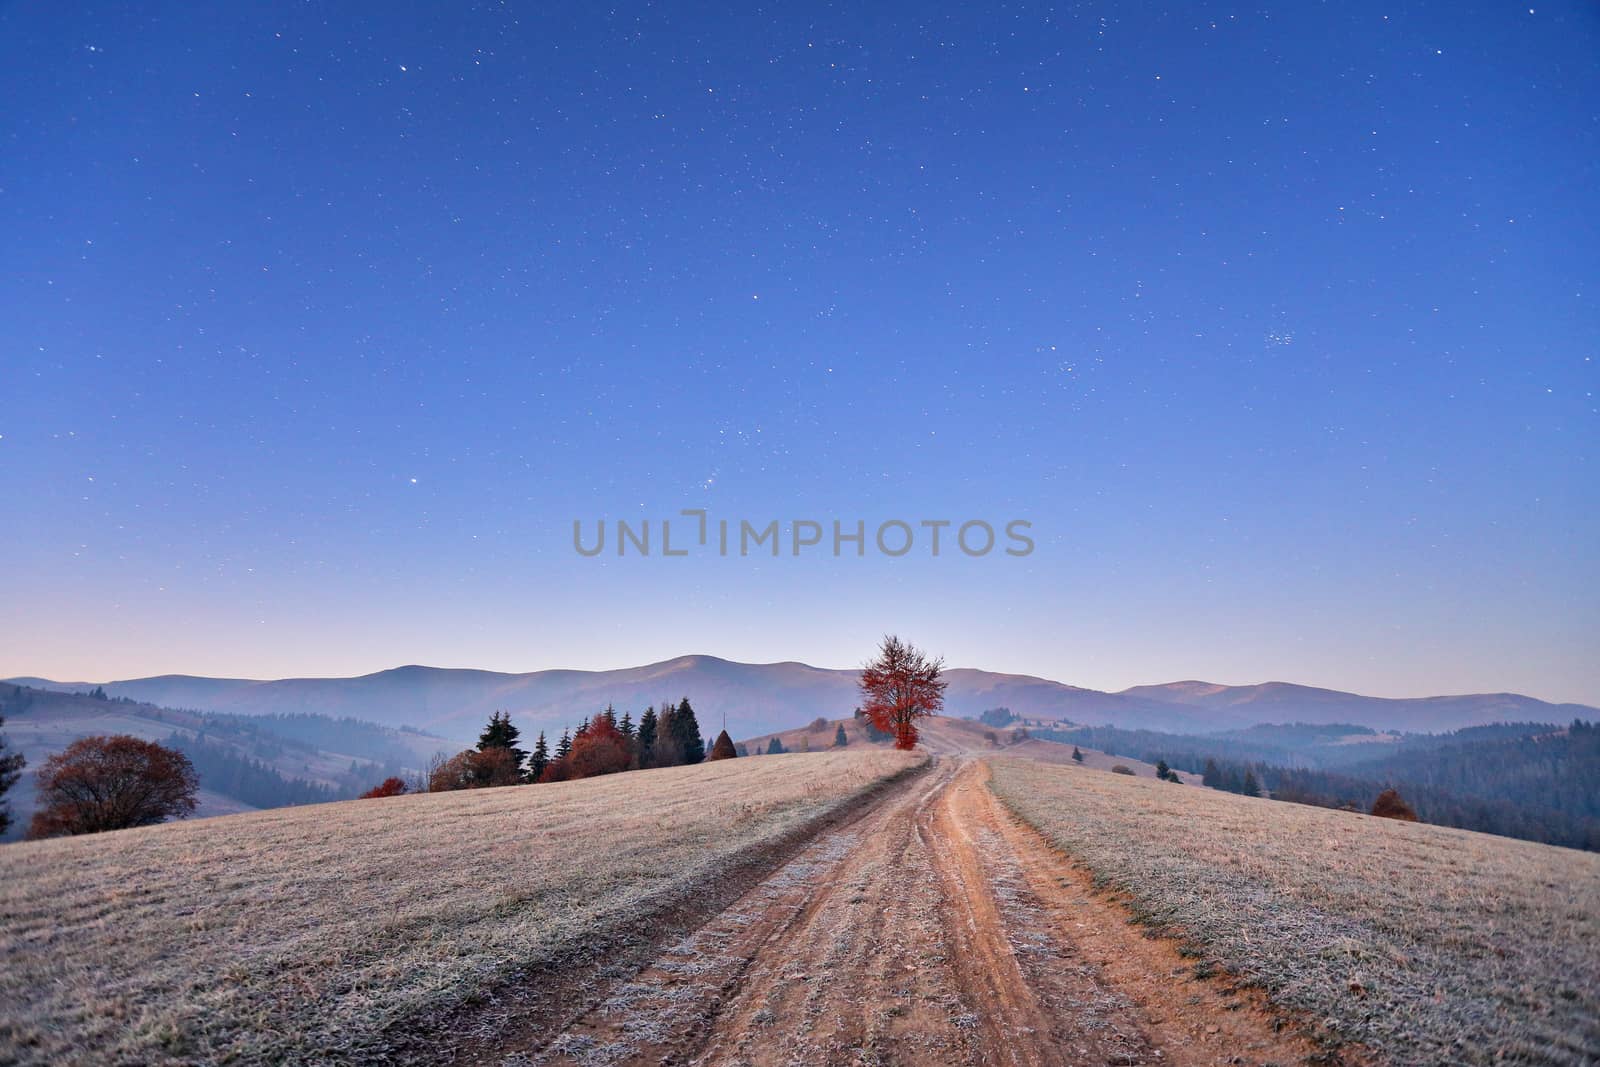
[{"xmin": 505, "ymin": 758, "xmax": 1334, "ymax": 1067}]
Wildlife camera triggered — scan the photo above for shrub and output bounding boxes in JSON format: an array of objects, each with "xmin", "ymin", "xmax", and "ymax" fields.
[
  {"xmin": 1371, "ymin": 788, "xmax": 1419, "ymax": 821},
  {"xmin": 28, "ymin": 735, "xmax": 198, "ymax": 838},
  {"xmin": 360, "ymin": 777, "xmax": 408, "ymax": 799},
  {"xmin": 808, "ymin": 716, "xmax": 830, "ymax": 733},
  {"xmin": 1111, "ymin": 764, "xmax": 1135, "ymax": 776},
  {"xmin": 428, "ymin": 748, "xmax": 522, "ymax": 792}
]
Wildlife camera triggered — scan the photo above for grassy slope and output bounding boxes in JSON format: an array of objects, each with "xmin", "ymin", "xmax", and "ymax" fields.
[
  {"xmin": 988, "ymin": 757, "xmax": 1600, "ymax": 1067},
  {"xmin": 743, "ymin": 713, "xmax": 1199, "ymax": 780},
  {"xmin": 0, "ymin": 749, "xmax": 922, "ymax": 1066}
]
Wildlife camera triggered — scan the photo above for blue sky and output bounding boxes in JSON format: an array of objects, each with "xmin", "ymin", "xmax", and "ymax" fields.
[{"xmin": 1, "ymin": 1, "xmax": 1595, "ymax": 703}]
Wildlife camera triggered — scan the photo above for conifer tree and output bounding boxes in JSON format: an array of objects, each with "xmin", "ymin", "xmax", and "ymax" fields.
[
  {"xmin": 574, "ymin": 717, "xmax": 591, "ymax": 741},
  {"xmin": 637, "ymin": 706, "xmax": 658, "ymax": 767},
  {"xmin": 654, "ymin": 704, "xmax": 681, "ymax": 766},
  {"xmin": 619, "ymin": 711, "xmax": 635, "ymax": 740},
  {"xmin": 1202, "ymin": 758, "xmax": 1222, "ymax": 788},
  {"xmin": 527, "ymin": 731, "xmax": 550, "ymax": 783},
  {"xmin": 0, "ymin": 715, "xmax": 24, "ymax": 836},
  {"xmin": 1071, "ymin": 746, "xmax": 1084, "ymax": 763},
  {"xmin": 1242, "ymin": 769, "xmax": 1262, "ymax": 797},
  {"xmin": 477, "ymin": 711, "xmax": 527, "ymax": 774},
  {"xmin": 673, "ymin": 697, "xmax": 705, "ymax": 764},
  {"xmin": 602, "ymin": 704, "xmax": 618, "ymax": 732},
  {"xmin": 834, "ymin": 723, "xmax": 848, "ymax": 747},
  {"xmin": 556, "ymin": 728, "xmax": 572, "ymax": 759},
  {"xmin": 767, "ymin": 736, "xmax": 787, "ymax": 754}
]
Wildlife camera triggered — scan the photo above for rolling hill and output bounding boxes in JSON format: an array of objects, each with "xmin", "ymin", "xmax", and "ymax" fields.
[
  {"xmin": 0, "ymin": 686, "xmax": 451, "ymax": 840},
  {"xmin": 11, "ymin": 656, "xmax": 1589, "ymax": 743}
]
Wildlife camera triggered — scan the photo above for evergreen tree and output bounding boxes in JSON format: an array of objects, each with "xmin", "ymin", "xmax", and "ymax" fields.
[
  {"xmin": 1155, "ymin": 759, "xmax": 1176, "ymax": 782},
  {"xmin": 574, "ymin": 717, "xmax": 591, "ymax": 741},
  {"xmin": 1202, "ymin": 758, "xmax": 1222, "ymax": 788},
  {"xmin": 1242, "ymin": 769, "xmax": 1262, "ymax": 798},
  {"xmin": 619, "ymin": 711, "xmax": 635, "ymax": 740},
  {"xmin": 1071, "ymin": 746, "xmax": 1084, "ymax": 763},
  {"xmin": 556, "ymin": 728, "xmax": 572, "ymax": 760},
  {"xmin": 767, "ymin": 736, "xmax": 787, "ymax": 754},
  {"xmin": 834, "ymin": 723, "xmax": 848, "ymax": 747},
  {"xmin": 601, "ymin": 704, "xmax": 618, "ymax": 732},
  {"xmin": 0, "ymin": 715, "xmax": 24, "ymax": 836},
  {"xmin": 477, "ymin": 711, "xmax": 527, "ymax": 774},
  {"xmin": 637, "ymin": 706, "xmax": 659, "ymax": 767},
  {"xmin": 527, "ymin": 731, "xmax": 550, "ymax": 783},
  {"xmin": 672, "ymin": 697, "xmax": 705, "ymax": 764}
]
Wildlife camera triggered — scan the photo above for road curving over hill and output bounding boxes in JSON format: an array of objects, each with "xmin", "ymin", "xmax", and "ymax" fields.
[{"xmin": 502, "ymin": 758, "xmax": 1338, "ymax": 1067}]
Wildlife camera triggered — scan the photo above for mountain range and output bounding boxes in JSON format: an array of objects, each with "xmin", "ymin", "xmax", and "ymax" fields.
[{"xmin": 9, "ymin": 656, "xmax": 1592, "ymax": 743}]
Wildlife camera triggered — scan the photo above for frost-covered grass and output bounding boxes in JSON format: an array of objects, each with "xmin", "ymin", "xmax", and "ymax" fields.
[
  {"xmin": 0, "ymin": 750, "xmax": 922, "ymax": 1066},
  {"xmin": 988, "ymin": 757, "xmax": 1600, "ymax": 1066}
]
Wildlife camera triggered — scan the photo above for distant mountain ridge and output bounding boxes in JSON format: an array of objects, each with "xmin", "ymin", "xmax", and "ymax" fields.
[{"xmin": 9, "ymin": 657, "xmax": 1592, "ymax": 742}]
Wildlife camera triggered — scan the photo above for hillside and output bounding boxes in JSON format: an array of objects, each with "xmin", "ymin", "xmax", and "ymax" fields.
[
  {"xmin": 740, "ymin": 713, "xmax": 1203, "ymax": 783},
  {"xmin": 989, "ymin": 758, "xmax": 1600, "ymax": 1066},
  {"xmin": 0, "ymin": 750, "xmax": 923, "ymax": 1066},
  {"xmin": 11, "ymin": 656, "xmax": 1589, "ymax": 742},
  {"xmin": 0, "ymin": 685, "xmax": 450, "ymax": 840},
  {"xmin": 1120, "ymin": 680, "xmax": 1594, "ymax": 733}
]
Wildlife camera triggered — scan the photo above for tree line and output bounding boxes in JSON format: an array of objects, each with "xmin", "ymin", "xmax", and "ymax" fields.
[
  {"xmin": 1064, "ymin": 720, "xmax": 1600, "ymax": 851},
  {"xmin": 365, "ymin": 698, "xmax": 734, "ymax": 798}
]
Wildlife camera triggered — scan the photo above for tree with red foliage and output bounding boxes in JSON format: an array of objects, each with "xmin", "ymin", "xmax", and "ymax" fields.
[
  {"xmin": 27, "ymin": 735, "xmax": 198, "ymax": 838},
  {"xmin": 858, "ymin": 635, "xmax": 946, "ymax": 751},
  {"xmin": 360, "ymin": 776, "xmax": 408, "ymax": 799},
  {"xmin": 1371, "ymin": 787, "xmax": 1419, "ymax": 822},
  {"xmin": 566, "ymin": 713, "xmax": 632, "ymax": 779}
]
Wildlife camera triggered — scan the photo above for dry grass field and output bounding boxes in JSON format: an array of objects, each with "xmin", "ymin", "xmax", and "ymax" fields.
[
  {"xmin": 0, "ymin": 750, "xmax": 923, "ymax": 1067},
  {"xmin": 988, "ymin": 757, "xmax": 1600, "ymax": 1066}
]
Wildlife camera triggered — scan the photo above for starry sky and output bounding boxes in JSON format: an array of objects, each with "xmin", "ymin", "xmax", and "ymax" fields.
[{"xmin": 1, "ymin": 2, "xmax": 1595, "ymax": 703}]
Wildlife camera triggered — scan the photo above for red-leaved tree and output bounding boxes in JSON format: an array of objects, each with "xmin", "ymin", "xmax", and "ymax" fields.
[
  {"xmin": 858, "ymin": 635, "xmax": 946, "ymax": 751},
  {"xmin": 27, "ymin": 735, "xmax": 199, "ymax": 838},
  {"xmin": 360, "ymin": 776, "xmax": 408, "ymax": 799},
  {"xmin": 565, "ymin": 714, "xmax": 632, "ymax": 780}
]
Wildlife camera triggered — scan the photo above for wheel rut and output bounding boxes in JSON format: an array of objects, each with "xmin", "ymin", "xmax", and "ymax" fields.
[{"xmin": 515, "ymin": 758, "xmax": 1332, "ymax": 1067}]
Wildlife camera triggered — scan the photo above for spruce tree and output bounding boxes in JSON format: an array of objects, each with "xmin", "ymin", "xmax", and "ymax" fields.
[
  {"xmin": 1155, "ymin": 759, "xmax": 1172, "ymax": 781},
  {"xmin": 834, "ymin": 723, "xmax": 848, "ymax": 747},
  {"xmin": 767, "ymin": 736, "xmax": 787, "ymax": 754},
  {"xmin": 1202, "ymin": 758, "xmax": 1222, "ymax": 788},
  {"xmin": 601, "ymin": 704, "xmax": 618, "ymax": 732},
  {"xmin": 1242, "ymin": 769, "xmax": 1262, "ymax": 797},
  {"xmin": 0, "ymin": 715, "xmax": 24, "ymax": 836},
  {"xmin": 477, "ymin": 711, "xmax": 527, "ymax": 774},
  {"xmin": 527, "ymin": 732, "xmax": 550, "ymax": 783},
  {"xmin": 672, "ymin": 697, "xmax": 705, "ymax": 764},
  {"xmin": 1071, "ymin": 746, "xmax": 1084, "ymax": 763},
  {"xmin": 574, "ymin": 717, "xmax": 591, "ymax": 741},
  {"xmin": 556, "ymin": 728, "xmax": 572, "ymax": 759},
  {"xmin": 637, "ymin": 706, "xmax": 658, "ymax": 767},
  {"xmin": 619, "ymin": 711, "xmax": 635, "ymax": 740}
]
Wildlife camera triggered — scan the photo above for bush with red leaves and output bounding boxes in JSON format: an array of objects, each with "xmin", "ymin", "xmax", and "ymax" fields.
[
  {"xmin": 359, "ymin": 776, "xmax": 408, "ymax": 799},
  {"xmin": 28, "ymin": 735, "xmax": 198, "ymax": 838},
  {"xmin": 1371, "ymin": 788, "xmax": 1419, "ymax": 822}
]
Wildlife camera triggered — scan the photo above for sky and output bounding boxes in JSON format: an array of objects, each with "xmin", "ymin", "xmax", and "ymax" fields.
[{"xmin": 0, "ymin": 1, "xmax": 1595, "ymax": 704}]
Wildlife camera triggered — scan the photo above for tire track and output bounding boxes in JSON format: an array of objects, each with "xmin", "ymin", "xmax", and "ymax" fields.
[{"xmin": 519, "ymin": 757, "xmax": 1333, "ymax": 1067}]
